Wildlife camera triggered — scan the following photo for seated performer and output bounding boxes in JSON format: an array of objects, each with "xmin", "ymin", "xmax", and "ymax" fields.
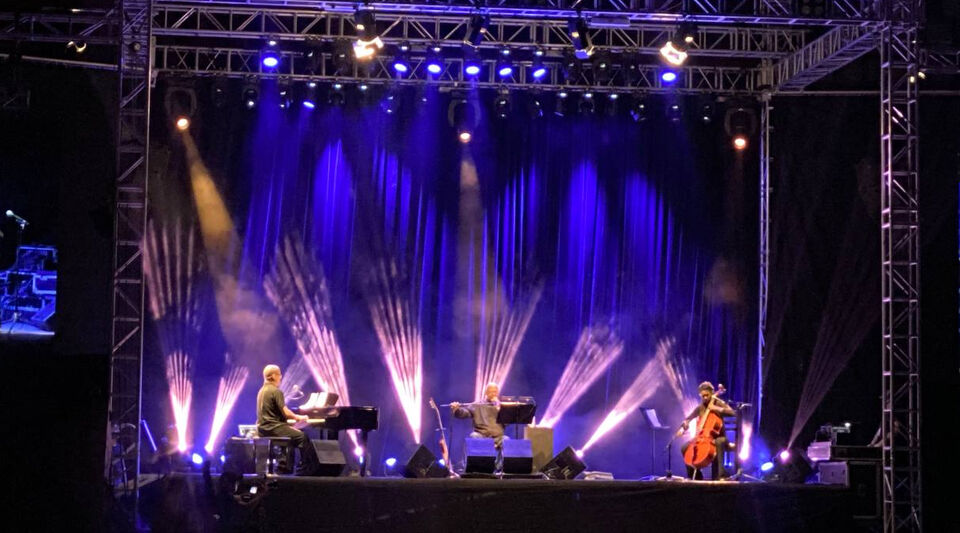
[
  {"xmin": 256, "ymin": 364, "xmax": 319, "ymax": 476},
  {"xmin": 450, "ymin": 382, "xmax": 506, "ymax": 449},
  {"xmin": 676, "ymin": 381, "xmax": 735, "ymax": 480}
]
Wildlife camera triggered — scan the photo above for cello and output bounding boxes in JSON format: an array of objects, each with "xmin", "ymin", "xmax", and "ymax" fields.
[{"xmin": 682, "ymin": 384, "xmax": 727, "ymax": 471}]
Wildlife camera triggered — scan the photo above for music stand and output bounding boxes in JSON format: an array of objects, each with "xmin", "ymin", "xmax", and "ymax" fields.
[
  {"xmin": 640, "ymin": 407, "xmax": 668, "ymax": 477},
  {"xmin": 497, "ymin": 397, "xmax": 536, "ymax": 439}
]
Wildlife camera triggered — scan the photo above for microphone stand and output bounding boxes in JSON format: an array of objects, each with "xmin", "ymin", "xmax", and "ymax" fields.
[{"xmin": 5, "ymin": 219, "xmax": 26, "ymax": 335}]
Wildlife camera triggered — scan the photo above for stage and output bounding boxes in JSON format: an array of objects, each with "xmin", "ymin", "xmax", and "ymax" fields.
[{"xmin": 141, "ymin": 473, "xmax": 866, "ymax": 533}]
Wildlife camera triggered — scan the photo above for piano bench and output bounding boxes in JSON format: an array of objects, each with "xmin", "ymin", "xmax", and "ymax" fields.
[{"xmin": 254, "ymin": 437, "xmax": 294, "ymax": 475}]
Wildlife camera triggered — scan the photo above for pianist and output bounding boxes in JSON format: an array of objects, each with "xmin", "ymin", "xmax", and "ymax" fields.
[
  {"xmin": 451, "ymin": 382, "xmax": 506, "ymax": 449},
  {"xmin": 256, "ymin": 364, "xmax": 319, "ymax": 476}
]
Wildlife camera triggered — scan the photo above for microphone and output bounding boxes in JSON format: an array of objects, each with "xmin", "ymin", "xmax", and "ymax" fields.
[{"xmin": 5, "ymin": 210, "xmax": 28, "ymax": 226}]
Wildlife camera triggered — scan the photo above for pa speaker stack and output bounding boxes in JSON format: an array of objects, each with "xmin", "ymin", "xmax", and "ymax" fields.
[{"xmin": 464, "ymin": 438, "xmax": 534, "ymax": 474}]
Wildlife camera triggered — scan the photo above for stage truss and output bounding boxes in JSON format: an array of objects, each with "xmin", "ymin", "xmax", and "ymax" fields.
[{"xmin": 0, "ymin": 1, "xmax": 951, "ymax": 530}]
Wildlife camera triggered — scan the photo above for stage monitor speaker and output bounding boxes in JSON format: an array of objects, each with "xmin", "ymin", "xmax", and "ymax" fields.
[
  {"xmin": 524, "ymin": 425, "xmax": 554, "ymax": 472},
  {"xmin": 819, "ymin": 461, "xmax": 880, "ymax": 519},
  {"xmin": 501, "ymin": 439, "xmax": 533, "ymax": 474},
  {"xmin": 223, "ymin": 437, "xmax": 256, "ymax": 474},
  {"xmin": 310, "ymin": 439, "xmax": 346, "ymax": 477},
  {"xmin": 541, "ymin": 446, "xmax": 587, "ymax": 480},
  {"xmin": 464, "ymin": 438, "xmax": 497, "ymax": 473},
  {"xmin": 403, "ymin": 445, "xmax": 448, "ymax": 478}
]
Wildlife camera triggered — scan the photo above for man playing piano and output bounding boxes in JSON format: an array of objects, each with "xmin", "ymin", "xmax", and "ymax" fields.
[
  {"xmin": 450, "ymin": 382, "xmax": 506, "ymax": 449},
  {"xmin": 257, "ymin": 364, "xmax": 319, "ymax": 476}
]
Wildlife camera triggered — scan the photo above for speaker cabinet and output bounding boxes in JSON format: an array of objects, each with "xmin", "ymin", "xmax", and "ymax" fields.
[
  {"xmin": 403, "ymin": 445, "xmax": 448, "ymax": 478},
  {"xmin": 541, "ymin": 446, "xmax": 587, "ymax": 480},
  {"xmin": 524, "ymin": 426, "xmax": 554, "ymax": 472},
  {"xmin": 464, "ymin": 438, "xmax": 497, "ymax": 473},
  {"xmin": 310, "ymin": 439, "xmax": 346, "ymax": 477},
  {"xmin": 501, "ymin": 439, "xmax": 533, "ymax": 474}
]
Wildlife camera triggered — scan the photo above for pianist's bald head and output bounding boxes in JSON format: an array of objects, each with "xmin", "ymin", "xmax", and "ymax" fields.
[{"xmin": 263, "ymin": 364, "xmax": 281, "ymax": 384}]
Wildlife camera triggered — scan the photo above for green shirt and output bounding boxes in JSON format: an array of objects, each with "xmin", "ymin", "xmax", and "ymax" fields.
[{"xmin": 257, "ymin": 382, "xmax": 286, "ymax": 432}]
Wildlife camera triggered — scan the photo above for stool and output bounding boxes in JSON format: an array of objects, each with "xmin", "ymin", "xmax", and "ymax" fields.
[{"xmin": 254, "ymin": 437, "xmax": 294, "ymax": 475}]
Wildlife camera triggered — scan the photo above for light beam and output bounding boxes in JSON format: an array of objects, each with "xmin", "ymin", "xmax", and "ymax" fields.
[
  {"xmin": 474, "ymin": 284, "xmax": 543, "ymax": 400},
  {"xmin": 204, "ymin": 364, "xmax": 249, "ymax": 454},
  {"xmin": 539, "ymin": 325, "xmax": 624, "ymax": 428},
  {"xmin": 581, "ymin": 337, "xmax": 675, "ymax": 452},
  {"xmin": 165, "ymin": 351, "xmax": 193, "ymax": 452}
]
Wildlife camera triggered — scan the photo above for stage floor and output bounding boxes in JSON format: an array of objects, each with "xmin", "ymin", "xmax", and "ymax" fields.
[{"xmin": 141, "ymin": 473, "xmax": 869, "ymax": 533}]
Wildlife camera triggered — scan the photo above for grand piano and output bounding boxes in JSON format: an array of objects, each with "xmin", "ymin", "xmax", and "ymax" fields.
[{"xmin": 291, "ymin": 392, "xmax": 379, "ymax": 476}]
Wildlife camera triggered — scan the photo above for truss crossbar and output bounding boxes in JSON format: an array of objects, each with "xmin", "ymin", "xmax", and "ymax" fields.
[
  {"xmin": 879, "ymin": 3, "xmax": 921, "ymax": 531},
  {"xmin": 773, "ymin": 24, "xmax": 878, "ymax": 90},
  {"xmin": 0, "ymin": 11, "xmax": 118, "ymax": 45},
  {"xmin": 154, "ymin": 0, "xmax": 879, "ymax": 25}
]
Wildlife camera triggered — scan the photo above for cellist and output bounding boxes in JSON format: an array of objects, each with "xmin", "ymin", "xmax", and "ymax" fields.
[{"xmin": 675, "ymin": 381, "xmax": 736, "ymax": 480}]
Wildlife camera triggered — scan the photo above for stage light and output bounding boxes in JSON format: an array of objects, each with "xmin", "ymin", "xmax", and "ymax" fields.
[
  {"xmin": 438, "ymin": 459, "xmax": 446, "ymax": 467},
  {"xmin": 426, "ymin": 46, "xmax": 443, "ymax": 75},
  {"xmin": 699, "ymin": 100, "xmax": 715, "ymax": 123},
  {"xmin": 661, "ymin": 70, "xmax": 678, "ymax": 83},
  {"xmin": 278, "ymin": 86, "xmax": 292, "ymax": 109},
  {"xmin": 459, "ymin": 130, "xmax": 472, "ymax": 143},
  {"xmin": 474, "ymin": 284, "xmax": 543, "ymax": 400},
  {"xmin": 531, "ymin": 53, "xmax": 547, "ymax": 80},
  {"xmin": 739, "ymin": 424, "xmax": 753, "ymax": 461},
  {"xmin": 554, "ymin": 91, "xmax": 568, "ymax": 117},
  {"xmin": 494, "ymin": 92, "xmax": 511, "ymax": 119},
  {"xmin": 733, "ymin": 135, "xmax": 748, "ymax": 150},
  {"xmin": 354, "ymin": 445, "xmax": 364, "ymax": 457},
  {"xmin": 333, "ymin": 40, "xmax": 353, "ymax": 74},
  {"xmin": 352, "ymin": 10, "xmax": 383, "ymax": 61},
  {"xmin": 175, "ymin": 116, "xmax": 190, "ymax": 131},
  {"xmin": 385, "ymin": 457, "xmax": 397, "ymax": 467},
  {"xmin": 659, "ymin": 40, "xmax": 688, "ymax": 66},
  {"xmin": 302, "ymin": 84, "xmax": 317, "ymax": 109},
  {"xmin": 381, "ymin": 90, "xmax": 399, "ymax": 115},
  {"xmin": 724, "ymin": 105, "xmax": 757, "ymax": 150},
  {"xmin": 211, "ymin": 81, "xmax": 228, "ymax": 108},
  {"xmin": 191, "ymin": 452, "xmax": 204, "ymax": 466},
  {"xmin": 562, "ymin": 51, "xmax": 581, "ymax": 83},
  {"xmin": 392, "ymin": 43, "xmax": 411, "ymax": 75},
  {"xmin": 165, "ymin": 351, "xmax": 193, "ymax": 453},
  {"xmin": 575, "ymin": 449, "xmax": 584, "ymax": 458},
  {"xmin": 527, "ymin": 94, "xmax": 544, "ymax": 119},
  {"xmin": 359, "ymin": 84, "xmax": 369, "ymax": 92},
  {"xmin": 679, "ymin": 22, "xmax": 697, "ymax": 44},
  {"xmin": 464, "ymin": 14, "xmax": 490, "ymax": 47},
  {"xmin": 592, "ymin": 50, "xmax": 612, "ymax": 82},
  {"xmin": 66, "ymin": 40, "xmax": 87, "ymax": 53},
  {"xmin": 497, "ymin": 50, "xmax": 513, "ymax": 78},
  {"xmin": 242, "ymin": 84, "xmax": 259, "ymax": 109},
  {"xmin": 261, "ymin": 42, "xmax": 280, "ymax": 69},
  {"xmin": 779, "ymin": 449, "xmax": 790, "ymax": 462},
  {"xmin": 667, "ymin": 102, "xmax": 682, "ymax": 122},
  {"xmin": 353, "ymin": 37, "xmax": 384, "ymax": 61},
  {"xmin": 463, "ymin": 46, "xmax": 481, "ymax": 76},
  {"xmin": 630, "ymin": 96, "xmax": 649, "ymax": 122},
  {"xmin": 579, "ymin": 93, "xmax": 595, "ymax": 115},
  {"xmin": 204, "ymin": 365, "xmax": 249, "ymax": 454},
  {"xmin": 567, "ymin": 16, "xmax": 595, "ymax": 59},
  {"xmin": 761, "ymin": 461, "xmax": 775, "ymax": 472}
]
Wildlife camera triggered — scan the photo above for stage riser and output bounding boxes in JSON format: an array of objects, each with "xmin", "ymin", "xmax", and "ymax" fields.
[{"xmin": 142, "ymin": 474, "xmax": 864, "ymax": 533}]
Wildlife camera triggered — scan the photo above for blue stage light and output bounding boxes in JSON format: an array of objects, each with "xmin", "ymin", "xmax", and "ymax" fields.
[
  {"xmin": 498, "ymin": 64, "xmax": 513, "ymax": 77},
  {"xmin": 465, "ymin": 63, "xmax": 481, "ymax": 76},
  {"xmin": 532, "ymin": 66, "xmax": 547, "ymax": 79},
  {"xmin": 427, "ymin": 61, "xmax": 443, "ymax": 74},
  {"xmin": 760, "ymin": 461, "xmax": 775, "ymax": 472},
  {"xmin": 191, "ymin": 452, "xmax": 204, "ymax": 466},
  {"xmin": 385, "ymin": 457, "xmax": 397, "ymax": 467},
  {"xmin": 261, "ymin": 44, "xmax": 280, "ymax": 69},
  {"xmin": 393, "ymin": 61, "xmax": 410, "ymax": 74},
  {"xmin": 302, "ymin": 100, "xmax": 316, "ymax": 109},
  {"xmin": 661, "ymin": 70, "xmax": 678, "ymax": 83}
]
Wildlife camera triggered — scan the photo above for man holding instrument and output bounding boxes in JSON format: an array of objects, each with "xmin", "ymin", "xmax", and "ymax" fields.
[
  {"xmin": 676, "ymin": 381, "xmax": 735, "ymax": 480},
  {"xmin": 450, "ymin": 382, "xmax": 506, "ymax": 449}
]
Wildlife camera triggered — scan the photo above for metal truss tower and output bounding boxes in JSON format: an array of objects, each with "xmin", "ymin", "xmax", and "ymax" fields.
[
  {"xmin": 879, "ymin": 1, "xmax": 922, "ymax": 531},
  {"xmin": 106, "ymin": 0, "xmax": 153, "ymax": 521}
]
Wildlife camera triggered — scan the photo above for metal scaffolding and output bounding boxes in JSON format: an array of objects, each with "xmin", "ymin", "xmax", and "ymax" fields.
[
  {"xmin": 879, "ymin": 1, "xmax": 922, "ymax": 530},
  {"xmin": 0, "ymin": 1, "xmax": 946, "ymax": 530},
  {"xmin": 106, "ymin": 0, "xmax": 153, "ymax": 522}
]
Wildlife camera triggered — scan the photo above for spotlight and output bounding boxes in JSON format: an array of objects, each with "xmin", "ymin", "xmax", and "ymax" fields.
[
  {"xmin": 678, "ymin": 22, "xmax": 697, "ymax": 45},
  {"xmin": 567, "ymin": 16, "xmax": 595, "ymax": 59},
  {"xmin": 760, "ymin": 461, "xmax": 775, "ymax": 472},
  {"xmin": 592, "ymin": 50, "xmax": 612, "ymax": 82},
  {"xmin": 355, "ymin": 9, "xmax": 376, "ymax": 38},
  {"xmin": 531, "ymin": 51, "xmax": 547, "ymax": 80},
  {"xmin": 449, "ymin": 96, "xmax": 477, "ymax": 143},
  {"xmin": 242, "ymin": 84, "xmax": 259, "ymax": 109},
  {"xmin": 779, "ymin": 449, "xmax": 790, "ymax": 461},
  {"xmin": 333, "ymin": 40, "xmax": 353, "ymax": 74},
  {"xmin": 426, "ymin": 46, "xmax": 443, "ymax": 75},
  {"xmin": 211, "ymin": 81, "xmax": 228, "ymax": 108},
  {"xmin": 175, "ymin": 116, "xmax": 189, "ymax": 131},
  {"xmin": 385, "ymin": 457, "xmax": 398, "ymax": 467},
  {"xmin": 191, "ymin": 452, "xmax": 204, "ymax": 466},
  {"xmin": 562, "ymin": 51, "xmax": 581, "ymax": 83},
  {"xmin": 278, "ymin": 85, "xmax": 292, "ymax": 109},
  {"xmin": 392, "ymin": 45, "xmax": 411, "ymax": 75},
  {"xmin": 164, "ymin": 85, "xmax": 197, "ymax": 129},
  {"xmin": 579, "ymin": 93, "xmax": 595, "ymax": 115},
  {"xmin": 359, "ymin": 84, "xmax": 369, "ymax": 92},
  {"xmin": 494, "ymin": 91, "xmax": 511, "ymax": 119},
  {"xmin": 605, "ymin": 93, "xmax": 619, "ymax": 117},
  {"xmin": 464, "ymin": 14, "xmax": 490, "ymax": 47},
  {"xmin": 724, "ymin": 105, "xmax": 757, "ymax": 150},
  {"xmin": 660, "ymin": 69, "xmax": 678, "ymax": 84},
  {"xmin": 463, "ymin": 46, "xmax": 481, "ymax": 76},
  {"xmin": 261, "ymin": 42, "xmax": 280, "ymax": 69},
  {"xmin": 302, "ymin": 83, "xmax": 317, "ymax": 109},
  {"xmin": 328, "ymin": 84, "xmax": 345, "ymax": 107},
  {"xmin": 381, "ymin": 90, "xmax": 399, "ymax": 115},
  {"xmin": 699, "ymin": 100, "xmax": 715, "ymax": 123},
  {"xmin": 66, "ymin": 40, "xmax": 87, "ymax": 53},
  {"xmin": 575, "ymin": 449, "xmax": 585, "ymax": 459},
  {"xmin": 659, "ymin": 40, "xmax": 688, "ymax": 66},
  {"xmin": 496, "ymin": 49, "xmax": 513, "ymax": 78},
  {"xmin": 554, "ymin": 91, "xmax": 568, "ymax": 117},
  {"xmin": 458, "ymin": 130, "xmax": 472, "ymax": 143},
  {"xmin": 527, "ymin": 94, "xmax": 544, "ymax": 119},
  {"xmin": 354, "ymin": 37, "xmax": 384, "ymax": 61},
  {"xmin": 666, "ymin": 102, "xmax": 682, "ymax": 122},
  {"xmin": 629, "ymin": 96, "xmax": 649, "ymax": 122},
  {"xmin": 354, "ymin": 445, "xmax": 364, "ymax": 458}
]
